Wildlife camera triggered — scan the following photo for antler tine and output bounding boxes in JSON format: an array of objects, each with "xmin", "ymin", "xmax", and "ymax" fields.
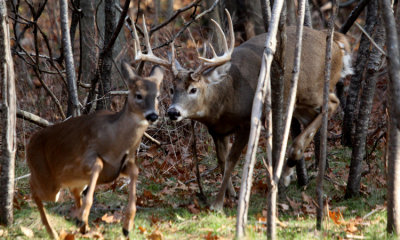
[
  {"xmin": 141, "ymin": 15, "xmax": 153, "ymax": 55},
  {"xmin": 193, "ymin": 9, "xmax": 235, "ymax": 76},
  {"xmin": 225, "ymin": 9, "xmax": 235, "ymax": 52},
  {"xmin": 132, "ymin": 16, "xmax": 171, "ymax": 68},
  {"xmin": 210, "ymin": 18, "xmax": 228, "ymax": 53},
  {"xmin": 170, "ymin": 42, "xmax": 179, "ymax": 76}
]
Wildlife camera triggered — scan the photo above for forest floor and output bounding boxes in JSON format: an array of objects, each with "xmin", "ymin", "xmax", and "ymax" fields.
[{"xmin": 0, "ymin": 141, "xmax": 393, "ymax": 240}]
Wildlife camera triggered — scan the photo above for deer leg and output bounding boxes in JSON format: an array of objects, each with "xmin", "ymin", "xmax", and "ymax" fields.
[
  {"xmin": 32, "ymin": 192, "xmax": 59, "ymax": 239},
  {"xmin": 291, "ymin": 118, "xmax": 309, "ymax": 186},
  {"xmin": 288, "ymin": 93, "xmax": 340, "ymax": 167},
  {"xmin": 79, "ymin": 157, "xmax": 103, "ymax": 234},
  {"xmin": 211, "ymin": 134, "xmax": 236, "ymax": 198},
  {"xmin": 210, "ymin": 128, "xmax": 249, "ymax": 211},
  {"xmin": 122, "ymin": 161, "xmax": 139, "ymax": 237}
]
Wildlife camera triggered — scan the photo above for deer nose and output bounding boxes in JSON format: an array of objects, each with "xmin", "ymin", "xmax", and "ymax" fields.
[
  {"xmin": 168, "ymin": 107, "xmax": 181, "ymax": 120},
  {"xmin": 145, "ymin": 113, "xmax": 158, "ymax": 122}
]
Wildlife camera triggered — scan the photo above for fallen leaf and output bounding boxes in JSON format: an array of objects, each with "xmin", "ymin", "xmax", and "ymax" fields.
[
  {"xmin": 287, "ymin": 197, "xmax": 301, "ymax": 211},
  {"xmin": 301, "ymin": 192, "xmax": 313, "ymax": 204},
  {"xmin": 147, "ymin": 230, "xmax": 163, "ymax": 240},
  {"xmin": 138, "ymin": 226, "xmax": 147, "ymax": 234},
  {"xmin": 188, "ymin": 203, "xmax": 200, "ymax": 214},
  {"xmin": 59, "ymin": 229, "xmax": 75, "ymax": 240},
  {"xmin": 329, "ymin": 210, "xmax": 344, "ymax": 225},
  {"xmin": 204, "ymin": 231, "xmax": 219, "ymax": 240},
  {"xmin": 20, "ymin": 226, "xmax": 34, "ymax": 238},
  {"xmin": 101, "ymin": 212, "xmax": 122, "ymax": 223},
  {"xmin": 278, "ymin": 202, "xmax": 289, "ymax": 211},
  {"xmin": 346, "ymin": 222, "xmax": 358, "ymax": 233}
]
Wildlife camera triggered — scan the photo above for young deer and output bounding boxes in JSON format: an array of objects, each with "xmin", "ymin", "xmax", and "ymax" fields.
[
  {"xmin": 166, "ymin": 10, "xmax": 352, "ymax": 211},
  {"xmin": 27, "ymin": 62, "xmax": 164, "ymax": 238}
]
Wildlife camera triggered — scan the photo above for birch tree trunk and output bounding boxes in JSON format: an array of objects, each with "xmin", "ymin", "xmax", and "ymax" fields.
[
  {"xmin": 235, "ymin": 0, "xmax": 285, "ymax": 238},
  {"xmin": 345, "ymin": 4, "xmax": 384, "ymax": 198},
  {"xmin": 0, "ymin": 0, "xmax": 16, "ymax": 225},
  {"xmin": 60, "ymin": 0, "xmax": 80, "ymax": 117},
  {"xmin": 380, "ymin": 0, "xmax": 400, "ymax": 234},
  {"xmin": 316, "ymin": 0, "xmax": 337, "ymax": 230}
]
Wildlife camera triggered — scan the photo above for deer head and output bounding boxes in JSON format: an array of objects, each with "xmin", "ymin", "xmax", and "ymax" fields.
[{"xmin": 167, "ymin": 9, "xmax": 234, "ymax": 121}]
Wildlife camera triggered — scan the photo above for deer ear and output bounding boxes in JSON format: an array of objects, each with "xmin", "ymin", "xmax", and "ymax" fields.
[
  {"xmin": 207, "ymin": 62, "xmax": 231, "ymax": 84},
  {"xmin": 149, "ymin": 65, "xmax": 164, "ymax": 84},
  {"xmin": 121, "ymin": 61, "xmax": 139, "ymax": 81}
]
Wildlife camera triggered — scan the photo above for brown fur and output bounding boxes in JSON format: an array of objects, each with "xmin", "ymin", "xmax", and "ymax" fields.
[
  {"xmin": 168, "ymin": 26, "xmax": 351, "ymax": 210},
  {"xmin": 27, "ymin": 63, "xmax": 164, "ymax": 238}
]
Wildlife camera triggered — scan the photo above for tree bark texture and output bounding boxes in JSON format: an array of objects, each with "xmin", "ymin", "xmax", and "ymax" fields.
[
  {"xmin": 342, "ymin": 0, "xmax": 377, "ymax": 147},
  {"xmin": 80, "ymin": 0, "xmax": 97, "ymax": 87},
  {"xmin": 96, "ymin": 0, "xmax": 116, "ymax": 110},
  {"xmin": 260, "ymin": 0, "xmax": 271, "ymax": 32},
  {"xmin": 345, "ymin": 4, "xmax": 384, "ymax": 198},
  {"xmin": 60, "ymin": 0, "xmax": 80, "ymax": 117},
  {"xmin": 381, "ymin": 0, "xmax": 400, "ymax": 234},
  {"xmin": 316, "ymin": 0, "xmax": 337, "ymax": 230},
  {"xmin": 304, "ymin": 0, "xmax": 312, "ymax": 27},
  {"xmin": 235, "ymin": 0, "xmax": 285, "ymax": 238},
  {"xmin": 0, "ymin": 0, "xmax": 16, "ymax": 225}
]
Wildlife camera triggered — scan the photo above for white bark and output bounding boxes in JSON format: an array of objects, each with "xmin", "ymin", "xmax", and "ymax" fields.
[
  {"xmin": 235, "ymin": 0, "xmax": 285, "ymax": 238},
  {"xmin": 0, "ymin": 0, "xmax": 16, "ymax": 225},
  {"xmin": 60, "ymin": 0, "xmax": 80, "ymax": 117}
]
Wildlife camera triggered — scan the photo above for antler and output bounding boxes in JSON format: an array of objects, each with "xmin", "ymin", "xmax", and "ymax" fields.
[
  {"xmin": 192, "ymin": 9, "xmax": 234, "ymax": 79},
  {"xmin": 133, "ymin": 15, "xmax": 171, "ymax": 68}
]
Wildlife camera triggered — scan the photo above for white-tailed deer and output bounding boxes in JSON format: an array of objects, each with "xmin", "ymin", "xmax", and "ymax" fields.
[
  {"xmin": 27, "ymin": 60, "xmax": 164, "ymax": 238},
  {"xmin": 165, "ymin": 10, "xmax": 352, "ymax": 211}
]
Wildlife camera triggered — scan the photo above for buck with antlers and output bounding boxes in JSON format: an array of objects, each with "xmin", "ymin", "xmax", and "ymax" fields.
[
  {"xmin": 134, "ymin": 11, "xmax": 352, "ymax": 211},
  {"xmin": 27, "ymin": 26, "xmax": 168, "ymax": 238}
]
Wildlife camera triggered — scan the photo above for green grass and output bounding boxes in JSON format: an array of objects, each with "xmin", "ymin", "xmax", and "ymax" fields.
[{"xmin": 0, "ymin": 145, "xmax": 393, "ymax": 239}]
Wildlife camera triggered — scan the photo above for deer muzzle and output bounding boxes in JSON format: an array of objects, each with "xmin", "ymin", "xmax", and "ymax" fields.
[
  {"xmin": 145, "ymin": 112, "xmax": 159, "ymax": 122},
  {"xmin": 167, "ymin": 107, "xmax": 181, "ymax": 121}
]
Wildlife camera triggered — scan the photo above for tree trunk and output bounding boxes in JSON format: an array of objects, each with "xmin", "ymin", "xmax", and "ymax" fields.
[
  {"xmin": 206, "ymin": 0, "xmax": 224, "ymax": 54},
  {"xmin": 342, "ymin": 0, "xmax": 377, "ymax": 147},
  {"xmin": 60, "ymin": 0, "xmax": 80, "ymax": 117},
  {"xmin": 96, "ymin": 0, "xmax": 116, "ymax": 110},
  {"xmin": 381, "ymin": 0, "xmax": 400, "ymax": 234},
  {"xmin": 0, "ymin": 0, "xmax": 16, "ymax": 225},
  {"xmin": 235, "ymin": 0, "xmax": 285, "ymax": 238},
  {"xmin": 260, "ymin": 0, "xmax": 271, "ymax": 32},
  {"xmin": 167, "ymin": 0, "xmax": 174, "ymax": 18},
  {"xmin": 345, "ymin": 2, "xmax": 384, "ymax": 198},
  {"xmin": 316, "ymin": 0, "xmax": 337, "ymax": 230},
  {"xmin": 80, "ymin": 0, "xmax": 97, "ymax": 86},
  {"xmin": 304, "ymin": 0, "xmax": 312, "ymax": 27}
]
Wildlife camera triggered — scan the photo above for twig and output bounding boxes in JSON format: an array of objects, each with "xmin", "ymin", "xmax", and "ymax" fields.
[
  {"xmin": 153, "ymin": 0, "xmax": 220, "ymax": 50},
  {"xmin": 149, "ymin": 0, "xmax": 202, "ymax": 36},
  {"xmin": 317, "ymin": 0, "xmax": 337, "ymax": 230},
  {"xmin": 355, "ymin": 22, "xmax": 386, "ymax": 56},
  {"xmin": 191, "ymin": 120, "xmax": 207, "ymax": 203},
  {"xmin": 143, "ymin": 132, "xmax": 161, "ymax": 146},
  {"xmin": 339, "ymin": 0, "xmax": 371, "ymax": 34}
]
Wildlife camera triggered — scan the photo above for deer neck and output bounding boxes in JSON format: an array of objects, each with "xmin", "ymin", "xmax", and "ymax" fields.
[{"xmin": 113, "ymin": 100, "xmax": 149, "ymax": 136}]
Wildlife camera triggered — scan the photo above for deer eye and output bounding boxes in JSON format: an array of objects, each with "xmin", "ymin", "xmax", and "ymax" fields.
[
  {"xmin": 136, "ymin": 94, "xmax": 143, "ymax": 100},
  {"xmin": 170, "ymin": 88, "xmax": 174, "ymax": 95},
  {"xmin": 189, "ymin": 88, "xmax": 197, "ymax": 94}
]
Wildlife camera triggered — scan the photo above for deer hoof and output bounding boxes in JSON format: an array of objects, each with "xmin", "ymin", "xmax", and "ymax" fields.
[
  {"xmin": 122, "ymin": 228, "xmax": 129, "ymax": 237},
  {"xmin": 79, "ymin": 223, "xmax": 90, "ymax": 234}
]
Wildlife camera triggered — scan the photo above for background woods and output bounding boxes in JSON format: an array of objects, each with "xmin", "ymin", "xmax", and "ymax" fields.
[{"xmin": 0, "ymin": 0, "xmax": 399, "ymax": 239}]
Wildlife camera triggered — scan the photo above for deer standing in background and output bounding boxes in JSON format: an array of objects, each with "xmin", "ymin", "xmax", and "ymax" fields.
[
  {"xmin": 27, "ymin": 61, "xmax": 164, "ymax": 238},
  {"xmin": 165, "ymin": 10, "xmax": 353, "ymax": 211}
]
